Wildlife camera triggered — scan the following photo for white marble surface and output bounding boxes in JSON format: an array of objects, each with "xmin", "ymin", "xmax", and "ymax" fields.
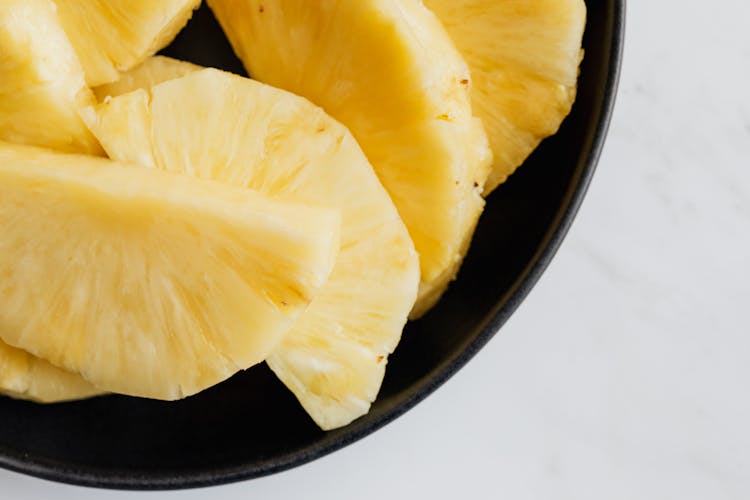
[{"xmin": 3, "ymin": 1, "xmax": 750, "ymax": 498}]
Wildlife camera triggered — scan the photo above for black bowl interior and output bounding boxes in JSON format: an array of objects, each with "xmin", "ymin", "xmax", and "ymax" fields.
[{"xmin": 0, "ymin": 1, "xmax": 624, "ymax": 490}]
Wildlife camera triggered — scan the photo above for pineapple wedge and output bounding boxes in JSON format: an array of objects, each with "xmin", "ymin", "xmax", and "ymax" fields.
[
  {"xmin": 0, "ymin": 0, "xmax": 101, "ymax": 154},
  {"xmin": 0, "ymin": 141, "xmax": 340, "ymax": 401},
  {"xmin": 1, "ymin": 0, "xmax": 101, "ymax": 401},
  {"xmin": 207, "ymin": 0, "xmax": 493, "ymax": 316},
  {"xmin": 94, "ymin": 56, "xmax": 201, "ymax": 101},
  {"xmin": 424, "ymin": 0, "xmax": 587, "ymax": 193},
  {"xmin": 82, "ymin": 68, "xmax": 420, "ymax": 430},
  {"xmin": 0, "ymin": 342, "xmax": 100, "ymax": 403},
  {"xmin": 53, "ymin": 0, "xmax": 201, "ymax": 87}
]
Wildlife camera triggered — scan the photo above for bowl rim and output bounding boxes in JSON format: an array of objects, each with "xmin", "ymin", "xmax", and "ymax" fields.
[{"xmin": 0, "ymin": 0, "xmax": 625, "ymax": 490}]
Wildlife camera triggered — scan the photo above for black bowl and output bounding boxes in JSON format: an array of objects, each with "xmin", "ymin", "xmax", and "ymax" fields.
[{"xmin": 0, "ymin": 1, "xmax": 624, "ymax": 490}]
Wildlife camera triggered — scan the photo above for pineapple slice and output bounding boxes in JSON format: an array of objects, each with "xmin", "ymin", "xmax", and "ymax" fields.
[
  {"xmin": 1, "ymin": 0, "xmax": 102, "ymax": 401},
  {"xmin": 0, "ymin": 141, "xmax": 340, "ymax": 401},
  {"xmin": 0, "ymin": 0, "xmax": 101, "ymax": 154},
  {"xmin": 0, "ymin": 342, "xmax": 101, "ymax": 403},
  {"xmin": 53, "ymin": 0, "xmax": 201, "ymax": 87},
  {"xmin": 94, "ymin": 56, "xmax": 201, "ymax": 101},
  {"xmin": 82, "ymin": 68, "xmax": 420, "ymax": 430},
  {"xmin": 207, "ymin": 0, "xmax": 493, "ymax": 316},
  {"xmin": 424, "ymin": 0, "xmax": 587, "ymax": 193}
]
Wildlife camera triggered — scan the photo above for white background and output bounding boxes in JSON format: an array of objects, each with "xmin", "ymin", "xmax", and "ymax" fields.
[{"xmin": 3, "ymin": 1, "xmax": 750, "ymax": 498}]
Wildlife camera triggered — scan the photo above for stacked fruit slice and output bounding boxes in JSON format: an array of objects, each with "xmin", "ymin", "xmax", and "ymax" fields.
[
  {"xmin": 424, "ymin": 0, "xmax": 587, "ymax": 192},
  {"xmin": 0, "ymin": 0, "xmax": 202, "ymax": 153},
  {"xmin": 84, "ymin": 67, "xmax": 419, "ymax": 430},
  {"xmin": 93, "ymin": 55, "xmax": 201, "ymax": 101},
  {"xmin": 0, "ymin": 0, "xmax": 586, "ymax": 430},
  {"xmin": 207, "ymin": 0, "xmax": 494, "ymax": 316},
  {"xmin": 0, "ymin": 141, "xmax": 340, "ymax": 399},
  {"xmin": 0, "ymin": 0, "xmax": 212, "ymax": 402},
  {"xmin": 0, "ymin": 0, "xmax": 101, "ymax": 154},
  {"xmin": 0, "ymin": 342, "xmax": 100, "ymax": 403},
  {"xmin": 54, "ymin": 0, "xmax": 201, "ymax": 86}
]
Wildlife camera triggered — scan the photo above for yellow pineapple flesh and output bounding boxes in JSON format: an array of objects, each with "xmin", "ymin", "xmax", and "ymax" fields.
[
  {"xmin": 82, "ymin": 68, "xmax": 420, "ymax": 430},
  {"xmin": 53, "ymin": 0, "xmax": 201, "ymax": 87},
  {"xmin": 0, "ymin": 342, "xmax": 101, "ymax": 403},
  {"xmin": 0, "ymin": 141, "xmax": 340, "ymax": 401},
  {"xmin": 207, "ymin": 0, "xmax": 493, "ymax": 316},
  {"xmin": 0, "ymin": 0, "xmax": 101, "ymax": 154},
  {"xmin": 94, "ymin": 56, "xmax": 201, "ymax": 101},
  {"xmin": 424, "ymin": 0, "xmax": 587, "ymax": 192},
  {"xmin": 1, "ymin": 0, "xmax": 102, "ymax": 401}
]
